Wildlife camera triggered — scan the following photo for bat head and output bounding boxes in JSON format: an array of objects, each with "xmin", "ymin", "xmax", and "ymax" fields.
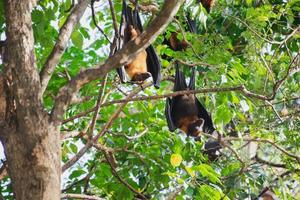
[
  {"xmin": 128, "ymin": 25, "xmax": 139, "ymax": 39},
  {"xmin": 187, "ymin": 118, "xmax": 205, "ymax": 137}
]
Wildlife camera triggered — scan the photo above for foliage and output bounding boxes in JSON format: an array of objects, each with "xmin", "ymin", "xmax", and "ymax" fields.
[{"xmin": 0, "ymin": 0, "xmax": 300, "ymax": 199}]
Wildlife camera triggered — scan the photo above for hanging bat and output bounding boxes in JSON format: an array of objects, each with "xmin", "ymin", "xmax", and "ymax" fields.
[
  {"xmin": 165, "ymin": 62, "xmax": 221, "ymax": 159},
  {"xmin": 198, "ymin": 0, "xmax": 215, "ymax": 13},
  {"xmin": 116, "ymin": 0, "xmax": 161, "ymax": 88},
  {"xmin": 163, "ymin": 0, "xmax": 215, "ymax": 52}
]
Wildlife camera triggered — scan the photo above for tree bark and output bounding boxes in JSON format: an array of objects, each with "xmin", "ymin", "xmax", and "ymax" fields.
[{"xmin": 0, "ymin": 0, "xmax": 61, "ymax": 199}]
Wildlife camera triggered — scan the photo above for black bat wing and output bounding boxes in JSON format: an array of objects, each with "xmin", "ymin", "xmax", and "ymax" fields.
[
  {"xmin": 146, "ymin": 46, "xmax": 161, "ymax": 88},
  {"xmin": 174, "ymin": 62, "xmax": 188, "ymax": 91},
  {"xmin": 195, "ymin": 98, "xmax": 214, "ymax": 134},
  {"xmin": 186, "ymin": 14, "xmax": 197, "ymax": 34},
  {"xmin": 165, "ymin": 97, "xmax": 176, "ymax": 132}
]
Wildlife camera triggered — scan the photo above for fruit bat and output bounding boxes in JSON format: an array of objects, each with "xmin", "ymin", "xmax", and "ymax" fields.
[
  {"xmin": 116, "ymin": 0, "xmax": 161, "ymax": 88},
  {"xmin": 165, "ymin": 63, "xmax": 221, "ymax": 159},
  {"xmin": 164, "ymin": 0, "xmax": 215, "ymax": 52}
]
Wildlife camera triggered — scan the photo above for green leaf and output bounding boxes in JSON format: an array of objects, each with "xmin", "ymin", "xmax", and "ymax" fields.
[
  {"xmin": 194, "ymin": 164, "xmax": 220, "ymax": 184},
  {"xmin": 71, "ymin": 30, "xmax": 84, "ymax": 48}
]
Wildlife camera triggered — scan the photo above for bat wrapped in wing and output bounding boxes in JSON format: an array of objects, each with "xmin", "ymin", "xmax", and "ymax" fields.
[
  {"xmin": 165, "ymin": 62, "xmax": 221, "ymax": 159},
  {"xmin": 116, "ymin": 0, "xmax": 161, "ymax": 88}
]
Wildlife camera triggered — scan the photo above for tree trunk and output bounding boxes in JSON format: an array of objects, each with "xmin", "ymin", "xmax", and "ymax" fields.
[{"xmin": 0, "ymin": 0, "xmax": 61, "ymax": 199}]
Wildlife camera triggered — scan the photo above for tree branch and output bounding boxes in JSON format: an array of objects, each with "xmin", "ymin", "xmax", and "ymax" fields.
[
  {"xmin": 61, "ymin": 193, "xmax": 105, "ymax": 200},
  {"xmin": 51, "ymin": 0, "xmax": 185, "ymax": 124},
  {"xmin": 254, "ymin": 155, "xmax": 287, "ymax": 168},
  {"xmin": 102, "ymin": 149, "xmax": 148, "ymax": 199},
  {"xmin": 40, "ymin": 0, "xmax": 89, "ymax": 95}
]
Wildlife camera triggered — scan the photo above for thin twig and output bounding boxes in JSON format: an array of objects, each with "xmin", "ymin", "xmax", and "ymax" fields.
[
  {"xmin": 254, "ymin": 155, "xmax": 287, "ymax": 168},
  {"xmin": 266, "ymin": 100, "xmax": 283, "ymax": 122},
  {"xmin": 91, "ymin": 0, "xmax": 112, "ymax": 44},
  {"xmin": 104, "ymin": 151, "xmax": 148, "ymax": 199}
]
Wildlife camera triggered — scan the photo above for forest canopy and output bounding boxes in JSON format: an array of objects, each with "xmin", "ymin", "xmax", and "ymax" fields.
[{"xmin": 0, "ymin": 0, "xmax": 299, "ymax": 199}]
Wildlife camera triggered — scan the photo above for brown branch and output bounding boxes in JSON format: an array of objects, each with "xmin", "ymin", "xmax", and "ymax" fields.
[
  {"xmin": 60, "ymin": 130, "xmax": 84, "ymax": 140},
  {"xmin": 100, "ymin": 86, "xmax": 245, "ymax": 106},
  {"xmin": 40, "ymin": 0, "xmax": 89, "ymax": 95},
  {"xmin": 112, "ymin": 127, "xmax": 148, "ymax": 141},
  {"xmin": 177, "ymin": 59, "xmax": 213, "ymax": 67},
  {"xmin": 103, "ymin": 151, "xmax": 148, "ymax": 199},
  {"xmin": 87, "ymin": 75, "xmax": 108, "ymax": 138},
  {"xmin": 254, "ymin": 155, "xmax": 287, "ymax": 168},
  {"xmin": 61, "ymin": 193, "xmax": 105, "ymax": 200},
  {"xmin": 266, "ymin": 100, "xmax": 283, "ymax": 122},
  {"xmin": 51, "ymin": 0, "xmax": 185, "ymax": 124}
]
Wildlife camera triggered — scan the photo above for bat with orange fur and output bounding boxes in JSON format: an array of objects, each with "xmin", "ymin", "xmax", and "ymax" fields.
[
  {"xmin": 116, "ymin": 0, "xmax": 161, "ymax": 88},
  {"xmin": 165, "ymin": 62, "xmax": 221, "ymax": 159}
]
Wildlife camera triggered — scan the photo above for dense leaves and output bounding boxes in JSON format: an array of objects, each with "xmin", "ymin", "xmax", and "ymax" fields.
[{"xmin": 0, "ymin": 0, "xmax": 299, "ymax": 199}]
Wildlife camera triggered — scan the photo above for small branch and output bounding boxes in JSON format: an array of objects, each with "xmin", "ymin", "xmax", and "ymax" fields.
[
  {"xmin": 177, "ymin": 59, "xmax": 213, "ymax": 68},
  {"xmin": 254, "ymin": 155, "xmax": 286, "ymax": 168},
  {"xmin": 91, "ymin": 0, "xmax": 112, "ymax": 44},
  {"xmin": 87, "ymin": 75, "xmax": 108, "ymax": 138},
  {"xmin": 60, "ymin": 130, "xmax": 84, "ymax": 140},
  {"xmin": 112, "ymin": 127, "xmax": 148, "ymax": 141},
  {"xmin": 266, "ymin": 100, "xmax": 283, "ymax": 122},
  {"xmin": 104, "ymin": 151, "xmax": 148, "ymax": 199},
  {"xmin": 61, "ymin": 193, "xmax": 105, "ymax": 200},
  {"xmin": 40, "ymin": 0, "xmax": 89, "ymax": 95}
]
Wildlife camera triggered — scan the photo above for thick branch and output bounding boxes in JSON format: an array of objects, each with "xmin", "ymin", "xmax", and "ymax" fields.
[
  {"xmin": 40, "ymin": 0, "xmax": 89, "ymax": 95},
  {"xmin": 51, "ymin": 0, "xmax": 185, "ymax": 124}
]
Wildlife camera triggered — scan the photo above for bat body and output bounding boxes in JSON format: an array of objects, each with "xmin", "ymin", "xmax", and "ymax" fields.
[
  {"xmin": 165, "ymin": 63, "xmax": 221, "ymax": 159},
  {"xmin": 124, "ymin": 25, "xmax": 150, "ymax": 82},
  {"xmin": 117, "ymin": 1, "xmax": 161, "ymax": 88}
]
